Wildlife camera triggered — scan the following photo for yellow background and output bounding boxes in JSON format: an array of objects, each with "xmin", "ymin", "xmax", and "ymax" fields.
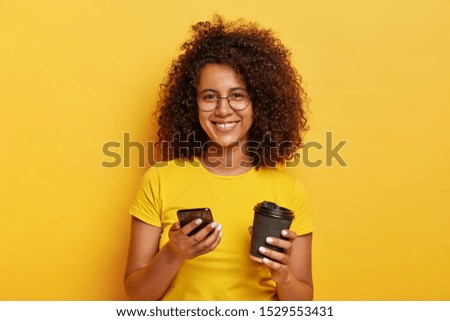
[{"xmin": 1, "ymin": 0, "xmax": 449, "ymax": 300}]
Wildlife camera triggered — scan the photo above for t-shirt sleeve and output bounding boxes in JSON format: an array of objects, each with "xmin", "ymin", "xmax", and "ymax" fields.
[
  {"xmin": 129, "ymin": 166, "xmax": 162, "ymax": 227},
  {"xmin": 289, "ymin": 179, "xmax": 314, "ymax": 236}
]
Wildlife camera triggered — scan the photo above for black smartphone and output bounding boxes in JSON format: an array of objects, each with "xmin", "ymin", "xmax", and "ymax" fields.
[{"xmin": 177, "ymin": 208, "xmax": 214, "ymax": 236}]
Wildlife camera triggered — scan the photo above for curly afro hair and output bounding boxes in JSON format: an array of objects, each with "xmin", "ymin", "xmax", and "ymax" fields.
[{"xmin": 156, "ymin": 15, "xmax": 309, "ymax": 168}]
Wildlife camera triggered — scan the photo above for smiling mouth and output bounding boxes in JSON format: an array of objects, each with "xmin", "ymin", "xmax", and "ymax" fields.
[{"xmin": 213, "ymin": 121, "xmax": 238, "ymax": 129}]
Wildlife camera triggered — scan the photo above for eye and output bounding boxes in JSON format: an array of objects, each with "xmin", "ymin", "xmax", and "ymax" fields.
[
  {"xmin": 229, "ymin": 91, "xmax": 247, "ymax": 101},
  {"xmin": 201, "ymin": 93, "xmax": 218, "ymax": 101}
]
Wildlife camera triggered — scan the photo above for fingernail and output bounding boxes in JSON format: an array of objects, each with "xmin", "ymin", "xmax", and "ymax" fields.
[
  {"xmin": 281, "ymin": 230, "xmax": 288, "ymax": 237},
  {"xmin": 210, "ymin": 222, "xmax": 218, "ymax": 228},
  {"xmin": 266, "ymin": 237, "xmax": 274, "ymax": 244},
  {"xmin": 262, "ymin": 258, "xmax": 269, "ymax": 264},
  {"xmin": 194, "ymin": 218, "xmax": 202, "ymax": 225},
  {"xmin": 218, "ymin": 224, "xmax": 222, "ymax": 232},
  {"xmin": 219, "ymin": 231, "xmax": 222, "ymax": 238},
  {"xmin": 259, "ymin": 246, "xmax": 266, "ymax": 253}
]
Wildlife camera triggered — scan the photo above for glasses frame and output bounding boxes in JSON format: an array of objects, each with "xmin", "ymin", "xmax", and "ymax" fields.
[{"xmin": 197, "ymin": 89, "xmax": 251, "ymax": 112}]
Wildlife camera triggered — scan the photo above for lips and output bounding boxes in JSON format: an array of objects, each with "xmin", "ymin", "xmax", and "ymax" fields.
[{"xmin": 212, "ymin": 121, "xmax": 239, "ymax": 129}]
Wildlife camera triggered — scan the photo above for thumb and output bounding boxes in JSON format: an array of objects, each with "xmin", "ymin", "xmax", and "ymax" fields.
[{"xmin": 170, "ymin": 222, "xmax": 181, "ymax": 231}]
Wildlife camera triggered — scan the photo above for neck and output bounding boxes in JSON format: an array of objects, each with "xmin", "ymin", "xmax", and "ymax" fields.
[{"xmin": 200, "ymin": 142, "xmax": 254, "ymax": 176}]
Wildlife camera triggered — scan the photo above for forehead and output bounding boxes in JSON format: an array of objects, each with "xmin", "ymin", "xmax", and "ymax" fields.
[{"xmin": 197, "ymin": 64, "xmax": 246, "ymax": 90}]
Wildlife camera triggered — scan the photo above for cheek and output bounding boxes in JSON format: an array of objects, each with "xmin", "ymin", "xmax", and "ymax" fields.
[
  {"xmin": 198, "ymin": 113, "xmax": 209, "ymax": 131},
  {"xmin": 247, "ymin": 115, "xmax": 254, "ymax": 127},
  {"xmin": 246, "ymin": 110, "xmax": 254, "ymax": 125}
]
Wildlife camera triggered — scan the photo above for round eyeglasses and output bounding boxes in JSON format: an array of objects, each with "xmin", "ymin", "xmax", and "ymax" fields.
[{"xmin": 197, "ymin": 89, "xmax": 251, "ymax": 112}]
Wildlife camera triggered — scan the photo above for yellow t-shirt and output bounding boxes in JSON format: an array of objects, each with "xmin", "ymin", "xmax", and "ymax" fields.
[{"xmin": 129, "ymin": 159, "xmax": 314, "ymax": 300}]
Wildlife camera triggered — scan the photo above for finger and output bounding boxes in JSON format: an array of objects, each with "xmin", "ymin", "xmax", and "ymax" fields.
[
  {"xmin": 190, "ymin": 222, "xmax": 221, "ymax": 244},
  {"xmin": 194, "ymin": 226, "xmax": 222, "ymax": 255},
  {"xmin": 179, "ymin": 218, "xmax": 203, "ymax": 237},
  {"xmin": 265, "ymin": 236, "xmax": 293, "ymax": 254},
  {"xmin": 210, "ymin": 229, "xmax": 222, "ymax": 250},
  {"xmin": 262, "ymin": 256, "xmax": 289, "ymax": 274},
  {"xmin": 281, "ymin": 229, "xmax": 297, "ymax": 241},
  {"xmin": 170, "ymin": 221, "xmax": 181, "ymax": 231},
  {"xmin": 168, "ymin": 222, "xmax": 181, "ymax": 240},
  {"xmin": 259, "ymin": 246, "xmax": 290, "ymax": 265}
]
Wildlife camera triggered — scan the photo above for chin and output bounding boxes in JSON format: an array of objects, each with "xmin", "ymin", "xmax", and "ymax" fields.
[{"xmin": 205, "ymin": 134, "xmax": 241, "ymax": 147}]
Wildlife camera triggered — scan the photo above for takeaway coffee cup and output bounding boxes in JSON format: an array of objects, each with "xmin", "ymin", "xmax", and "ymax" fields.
[{"xmin": 249, "ymin": 201, "xmax": 294, "ymax": 262}]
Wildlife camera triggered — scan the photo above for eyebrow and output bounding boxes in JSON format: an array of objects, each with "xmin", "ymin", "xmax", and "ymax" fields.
[{"xmin": 198, "ymin": 87, "xmax": 247, "ymax": 94}]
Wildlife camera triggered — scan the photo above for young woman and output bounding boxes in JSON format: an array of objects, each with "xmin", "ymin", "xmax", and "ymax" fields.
[{"xmin": 124, "ymin": 16, "xmax": 314, "ymax": 300}]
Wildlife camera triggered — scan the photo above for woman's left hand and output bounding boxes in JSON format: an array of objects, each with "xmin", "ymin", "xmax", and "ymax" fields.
[{"xmin": 258, "ymin": 229, "xmax": 297, "ymax": 284}]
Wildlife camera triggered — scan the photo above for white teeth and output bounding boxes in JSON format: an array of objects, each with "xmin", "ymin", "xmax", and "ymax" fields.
[{"xmin": 215, "ymin": 122, "xmax": 237, "ymax": 129}]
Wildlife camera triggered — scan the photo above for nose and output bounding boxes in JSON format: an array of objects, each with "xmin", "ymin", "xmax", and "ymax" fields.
[{"xmin": 215, "ymin": 97, "xmax": 233, "ymax": 116}]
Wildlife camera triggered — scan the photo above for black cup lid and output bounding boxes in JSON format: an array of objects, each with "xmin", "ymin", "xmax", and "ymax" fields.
[{"xmin": 254, "ymin": 201, "xmax": 294, "ymax": 219}]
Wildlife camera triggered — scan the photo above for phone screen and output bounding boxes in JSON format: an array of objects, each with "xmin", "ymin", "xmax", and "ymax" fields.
[{"xmin": 177, "ymin": 208, "xmax": 213, "ymax": 236}]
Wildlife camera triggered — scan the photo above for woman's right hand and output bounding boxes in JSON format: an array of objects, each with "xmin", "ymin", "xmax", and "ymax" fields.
[{"xmin": 166, "ymin": 219, "xmax": 222, "ymax": 261}]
